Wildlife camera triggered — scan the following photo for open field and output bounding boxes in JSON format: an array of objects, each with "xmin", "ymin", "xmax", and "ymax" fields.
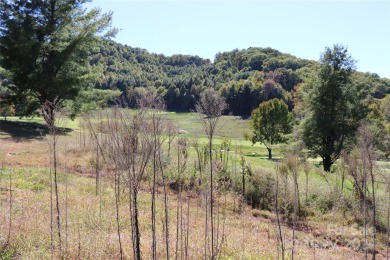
[
  {"xmin": 1, "ymin": 113, "xmax": 390, "ymax": 259},
  {"xmin": 0, "ymin": 166, "xmax": 373, "ymax": 259}
]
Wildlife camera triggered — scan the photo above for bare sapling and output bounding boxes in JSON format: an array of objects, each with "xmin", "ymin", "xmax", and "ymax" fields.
[
  {"xmin": 49, "ymin": 146, "xmax": 54, "ymax": 256},
  {"xmin": 110, "ymin": 109, "xmax": 125, "ymax": 259},
  {"xmin": 136, "ymin": 90, "xmax": 168, "ymax": 259},
  {"xmin": 175, "ymin": 137, "xmax": 188, "ymax": 260},
  {"xmin": 303, "ymin": 162, "xmax": 310, "ymax": 203},
  {"xmin": 291, "ymin": 156, "xmax": 300, "ymax": 260},
  {"xmin": 195, "ymin": 89, "xmax": 227, "ymax": 259},
  {"xmin": 43, "ymin": 101, "xmax": 62, "ymax": 256},
  {"xmin": 192, "ymin": 138, "xmax": 209, "ymax": 186},
  {"xmin": 109, "ymin": 105, "xmax": 153, "ymax": 259},
  {"xmin": 115, "ymin": 166, "xmax": 123, "ymax": 260},
  {"xmin": 184, "ymin": 189, "xmax": 191, "ymax": 259},
  {"xmin": 95, "ymin": 132, "xmax": 100, "ymax": 196},
  {"xmin": 126, "ymin": 109, "xmax": 152, "ymax": 260},
  {"xmin": 342, "ymin": 122, "xmax": 378, "ymax": 259},
  {"xmin": 151, "ymin": 103, "xmax": 167, "ymax": 259},
  {"xmin": 279, "ymin": 154, "xmax": 300, "ymax": 260},
  {"xmin": 85, "ymin": 112, "xmax": 105, "ymax": 221},
  {"xmin": 159, "ymin": 135, "xmax": 173, "ymax": 259},
  {"xmin": 166, "ymin": 120, "xmax": 177, "ymax": 159},
  {"xmin": 387, "ymin": 187, "xmax": 390, "ymax": 259},
  {"xmin": 64, "ymin": 144, "xmax": 69, "ymax": 256},
  {"xmin": 91, "ymin": 108, "xmax": 125, "ymax": 259},
  {"xmin": 159, "ymin": 127, "xmax": 175, "ymax": 259},
  {"xmin": 377, "ymin": 161, "xmax": 390, "ymax": 259},
  {"xmin": 358, "ymin": 123, "xmax": 377, "ymax": 259},
  {"xmin": 6, "ymin": 166, "xmax": 12, "ymax": 249},
  {"xmin": 275, "ymin": 165, "xmax": 285, "ymax": 260},
  {"xmin": 87, "ymin": 107, "xmax": 149, "ymax": 259}
]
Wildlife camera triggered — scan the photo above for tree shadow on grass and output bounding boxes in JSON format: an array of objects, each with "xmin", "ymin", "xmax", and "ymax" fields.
[
  {"xmin": 0, "ymin": 120, "xmax": 72, "ymax": 141},
  {"xmin": 246, "ymin": 153, "xmax": 267, "ymax": 158},
  {"xmin": 245, "ymin": 153, "xmax": 281, "ymax": 162}
]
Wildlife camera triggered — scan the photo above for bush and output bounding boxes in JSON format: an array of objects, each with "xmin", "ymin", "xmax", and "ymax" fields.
[
  {"xmin": 244, "ymin": 169, "xmax": 275, "ymax": 210},
  {"xmin": 305, "ymin": 194, "xmax": 334, "ymax": 214}
]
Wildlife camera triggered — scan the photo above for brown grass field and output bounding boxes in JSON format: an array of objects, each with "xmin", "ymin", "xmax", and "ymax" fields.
[{"xmin": 0, "ymin": 117, "xmax": 388, "ymax": 259}]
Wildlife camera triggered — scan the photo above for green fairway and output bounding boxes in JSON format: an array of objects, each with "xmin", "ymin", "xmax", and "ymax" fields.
[
  {"xmin": 1, "ymin": 111, "xmax": 283, "ymax": 170},
  {"xmin": 1, "ymin": 116, "xmax": 80, "ymax": 130}
]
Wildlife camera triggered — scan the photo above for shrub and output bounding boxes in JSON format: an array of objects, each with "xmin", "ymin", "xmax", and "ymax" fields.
[{"xmin": 244, "ymin": 168, "xmax": 275, "ymax": 210}]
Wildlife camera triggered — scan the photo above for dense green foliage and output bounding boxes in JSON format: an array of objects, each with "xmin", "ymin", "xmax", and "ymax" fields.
[
  {"xmin": 78, "ymin": 42, "xmax": 318, "ymax": 116},
  {"xmin": 0, "ymin": 0, "xmax": 114, "ymax": 125},
  {"xmin": 247, "ymin": 98, "xmax": 293, "ymax": 159},
  {"xmin": 83, "ymin": 41, "xmax": 390, "ymax": 119},
  {"xmin": 302, "ymin": 45, "xmax": 371, "ymax": 171},
  {"xmin": 1, "ymin": 35, "xmax": 390, "ymax": 119}
]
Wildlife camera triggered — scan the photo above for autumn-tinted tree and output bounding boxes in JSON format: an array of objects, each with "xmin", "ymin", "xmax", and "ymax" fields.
[
  {"xmin": 0, "ymin": 0, "xmax": 114, "ymax": 127},
  {"xmin": 303, "ymin": 45, "xmax": 370, "ymax": 171},
  {"xmin": 247, "ymin": 98, "xmax": 292, "ymax": 159}
]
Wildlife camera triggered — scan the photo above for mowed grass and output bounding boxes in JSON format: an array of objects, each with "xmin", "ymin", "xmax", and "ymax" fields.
[
  {"xmin": 110, "ymin": 109, "xmax": 282, "ymax": 167},
  {"xmin": 0, "ymin": 112, "xmax": 278, "ymax": 171},
  {"xmin": 1, "ymin": 110, "xmax": 279, "ymax": 168}
]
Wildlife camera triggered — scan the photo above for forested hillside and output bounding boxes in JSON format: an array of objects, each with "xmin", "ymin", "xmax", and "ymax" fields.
[
  {"xmin": 1, "ymin": 38, "xmax": 390, "ymax": 118},
  {"xmin": 87, "ymin": 40, "xmax": 313, "ymax": 116},
  {"xmin": 88, "ymin": 40, "xmax": 390, "ymax": 116}
]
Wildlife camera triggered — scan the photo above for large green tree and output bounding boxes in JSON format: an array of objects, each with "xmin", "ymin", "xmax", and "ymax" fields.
[
  {"xmin": 302, "ymin": 45, "xmax": 370, "ymax": 172},
  {"xmin": 248, "ymin": 98, "xmax": 292, "ymax": 159},
  {"xmin": 0, "ymin": 0, "xmax": 114, "ymax": 127}
]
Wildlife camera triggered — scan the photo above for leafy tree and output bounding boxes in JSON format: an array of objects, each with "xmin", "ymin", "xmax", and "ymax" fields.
[
  {"xmin": 0, "ymin": 100, "xmax": 15, "ymax": 120},
  {"xmin": 248, "ymin": 52, "xmax": 267, "ymax": 70},
  {"xmin": 0, "ymin": 69, "xmax": 16, "ymax": 120},
  {"xmin": 363, "ymin": 97, "xmax": 390, "ymax": 158},
  {"xmin": 383, "ymin": 95, "xmax": 390, "ymax": 122},
  {"xmin": 274, "ymin": 68, "xmax": 302, "ymax": 92},
  {"xmin": 302, "ymin": 45, "xmax": 370, "ymax": 171},
  {"xmin": 0, "ymin": 0, "xmax": 114, "ymax": 127},
  {"xmin": 66, "ymin": 88, "xmax": 121, "ymax": 118},
  {"xmin": 247, "ymin": 98, "xmax": 292, "ymax": 159},
  {"xmin": 262, "ymin": 55, "xmax": 309, "ymax": 72},
  {"xmin": 220, "ymin": 80, "xmax": 262, "ymax": 117}
]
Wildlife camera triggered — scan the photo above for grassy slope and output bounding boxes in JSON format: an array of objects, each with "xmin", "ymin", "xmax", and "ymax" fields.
[
  {"xmin": 0, "ymin": 166, "xmax": 366, "ymax": 259},
  {"xmin": 0, "ymin": 114, "xmax": 388, "ymax": 259}
]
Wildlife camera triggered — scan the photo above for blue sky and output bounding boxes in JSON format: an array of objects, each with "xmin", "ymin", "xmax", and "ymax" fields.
[{"xmin": 87, "ymin": 0, "xmax": 390, "ymax": 78}]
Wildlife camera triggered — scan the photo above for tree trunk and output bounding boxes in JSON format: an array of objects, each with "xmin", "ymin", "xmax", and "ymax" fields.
[
  {"xmin": 42, "ymin": 102, "xmax": 56, "ymax": 131},
  {"xmin": 53, "ymin": 138, "xmax": 62, "ymax": 254},
  {"xmin": 209, "ymin": 137, "xmax": 215, "ymax": 259},
  {"xmin": 323, "ymin": 154, "xmax": 332, "ymax": 172},
  {"xmin": 242, "ymin": 169, "xmax": 245, "ymax": 196},
  {"xmin": 267, "ymin": 148, "xmax": 272, "ymax": 160},
  {"xmin": 370, "ymin": 162, "xmax": 376, "ymax": 260},
  {"xmin": 386, "ymin": 190, "xmax": 390, "ymax": 260},
  {"xmin": 133, "ymin": 189, "xmax": 141, "ymax": 260}
]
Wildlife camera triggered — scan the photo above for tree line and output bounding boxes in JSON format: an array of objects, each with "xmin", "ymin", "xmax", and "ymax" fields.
[{"xmin": 2, "ymin": 39, "xmax": 390, "ymax": 119}]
